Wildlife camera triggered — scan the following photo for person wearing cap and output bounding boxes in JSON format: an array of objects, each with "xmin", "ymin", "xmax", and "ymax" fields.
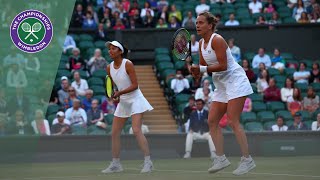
[
  {"xmin": 51, "ymin": 111, "xmax": 72, "ymax": 135},
  {"xmin": 288, "ymin": 112, "xmax": 309, "ymax": 131},
  {"xmin": 58, "ymin": 76, "xmax": 70, "ymax": 105},
  {"xmin": 101, "ymin": 41, "xmax": 154, "ymax": 174}
]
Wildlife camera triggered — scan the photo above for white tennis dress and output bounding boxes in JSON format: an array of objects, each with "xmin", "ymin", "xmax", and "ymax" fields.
[
  {"xmin": 201, "ymin": 33, "xmax": 253, "ymax": 103},
  {"xmin": 110, "ymin": 58, "xmax": 153, "ymax": 118}
]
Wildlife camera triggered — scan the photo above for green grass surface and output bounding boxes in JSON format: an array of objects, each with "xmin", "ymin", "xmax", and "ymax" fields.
[{"xmin": 0, "ymin": 156, "xmax": 319, "ymax": 180}]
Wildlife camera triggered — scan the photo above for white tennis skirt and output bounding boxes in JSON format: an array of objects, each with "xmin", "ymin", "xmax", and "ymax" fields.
[{"xmin": 114, "ymin": 95, "xmax": 154, "ymax": 118}]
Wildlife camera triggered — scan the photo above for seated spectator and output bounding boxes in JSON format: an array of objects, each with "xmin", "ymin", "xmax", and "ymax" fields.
[
  {"xmin": 82, "ymin": 12, "xmax": 98, "ymax": 29},
  {"xmin": 157, "ymin": 5, "xmax": 169, "ymax": 23},
  {"xmin": 148, "ymin": 0, "xmax": 158, "ymax": 11},
  {"xmin": 190, "ymin": 34, "xmax": 199, "ymax": 55},
  {"xmin": 199, "ymin": 87, "xmax": 214, "ymax": 110},
  {"xmin": 264, "ymin": 78, "xmax": 281, "ymax": 102},
  {"xmin": 95, "ymin": 23, "xmax": 108, "ymax": 41},
  {"xmin": 31, "ymin": 109, "xmax": 50, "ymax": 136},
  {"xmin": 168, "ymin": 16, "xmax": 181, "ymax": 28},
  {"xmin": 156, "ymin": 18, "xmax": 168, "ymax": 28},
  {"xmin": 0, "ymin": 88, "xmax": 8, "ymax": 114},
  {"xmin": 241, "ymin": 59, "xmax": 256, "ymax": 83},
  {"xmin": 64, "ymin": 86, "xmax": 80, "ymax": 110},
  {"xmin": 7, "ymin": 110, "xmax": 33, "ymax": 135},
  {"xmin": 40, "ymin": 79, "xmax": 58, "ymax": 106},
  {"xmin": 249, "ymin": 0, "xmax": 262, "ymax": 14},
  {"xmin": 243, "ymin": 97, "xmax": 252, "ymax": 112},
  {"xmin": 281, "ymin": 78, "xmax": 294, "ymax": 103},
  {"xmin": 310, "ymin": 10, "xmax": 320, "ymax": 22},
  {"xmin": 171, "ymin": 70, "xmax": 190, "ymax": 94},
  {"xmin": 86, "ymin": 5, "xmax": 99, "ymax": 25},
  {"xmin": 51, "ymin": 111, "xmax": 72, "ymax": 135},
  {"xmin": 82, "ymin": 89, "xmax": 94, "ymax": 111},
  {"xmin": 287, "ymin": 0, "xmax": 298, "ymax": 9},
  {"xmin": 271, "ymin": 48, "xmax": 285, "ymax": 72},
  {"xmin": 309, "ymin": 63, "xmax": 320, "ymax": 83},
  {"xmin": 6, "ymin": 63, "xmax": 28, "ymax": 88},
  {"xmin": 263, "ymin": 0, "xmax": 277, "ymax": 14},
  {"xmin": 52, "ymin": 111, "xmax": 71, "ymax": 125},
  {"xmin": 142, "ymin": 10, "xmax": 155, "ymax": 28},
  {"xmin": 303, "ymin": 86, "xmax": 319, "ymax": 113},
  {"xmin": 129, "ymin": 124, "xmax": 149, "ymax": 134},
  {"xmin": 71, "ymin": 71, "xmax": 89, "ymax": 96},
  {"xmin": 182, "ymin": 11, "xmax": 196, "ymax": 28},
  {"xmin": 288, "ymin": 112, "xmax": 309, "ymax": 130},
  {"xmin": 157, "ymin": 0, "xmax": 169, "ymax": 12},
  {"xmin": 195, "ymin": 79, "xmax": 213, "ymax": 99},
  {"xmin": 121, "ymin": 0, "xmax": 131, "ymax": 12},
  {"xmin": 257, "ymin": 69, "xmax": 270, "ymax": 93},
  {"xmin": 311, "ymin": 112, "xmax": 320, "ymax": 131},
  {"xmin": 71, "ymin": 4, "xmax": 85, "ymax": 28},
  {"xmin": 183, "ymin": 96, "xmax": 196, "ymax": 124},
  {"xmin": 271, "ymin": 116, "xmax": 288, "ymax": 131},
  {"xmin": 140, "ymin": 2, "xmax": 154, "ymax": 19},
  {"xmin": 225, "ymin": 13, "xmax": 240, "ymax": 26},
  {"xmin": 58, "ymin": 76, "xmax": 70, "ymax": 104},
  {"xmin": 293, "ymin": 0, "xmax": 306, "ymax": 21},
  {"xmin": 67, "ymin": 48, "xmax": 85, "ymax": 73},
  {"xmin": 128, "ymin": 1, "xmax": 141, "ymax": 18},
  {"xmin": 307, "ymin": 0, "xmax": 318, "ymax": 13},
  {"xmin": 259, "ymin": 62, "xmax": 267, "ymax": 73},
  {"xmin": 0, "ymin": 113, "xmax": 8, "ymax": 135},
  {"xmin": 113, "ymin": 19, "xmax": 126, "ymax": 30},
  {"xmin": 298, "ymin": 12, "xmax": 310, "ymax": 23},
  {"xmin": 8, "ymin": 88, "xmax": 30, "ymax": 117},
  {"xmin": 98, "ymin": 0, "xmax": 112, "ymax": 21},
  {"xmin": 268, "ymin": 12, "xmax": 282, "ymax": 25},
  {"xmin": 87, "ymin": 48, "xmax": 108, "ymax": 75},
  {"xmin": 287, "ymin": 88, "xmax": 303, "ymax": 116},
  {"xmin": 228, "ymin": 38, "xmax": 241, "ymax": 62},
  {"xmin": 65, "ymin": 99, "xmax": 87, "ymax": 127},
  {"xmin": 169, "ymin": 4, "xmax": 182, "ymax": 22},
  {"xmin": 100, "ymin": 9, "xmax": 112, "ymax": 29},
  {"xmin": 252, "ymin": 48, "xmax": 271, "ymax": 68},
  {"xmin": 190, "ymin": 76, "xmax": 201, "ymax": 94},
  {"xmin": 87, "ymin": 99, "xmax": 107, "ymax": 129},
  {"xmin": 25, "ymin": 54, "xmax": 40, "ymax": 74},
  {"xmin": 101, "ymin": 97, "xmax": 116, "ymax": 115},
  {"xmin": 196, "ymin": 0, "xmax": 210, "ymax": 16},
  {"xmin": 294, "ymin": 62, "xmax": 310, "ymax": 84},
  {"xmin": 256, "ymin": 15, "xmax": 266, "ymax": 25},
  {"xmin": 183, "ymin": 99, "xmax": 216, "ymax": 159}
]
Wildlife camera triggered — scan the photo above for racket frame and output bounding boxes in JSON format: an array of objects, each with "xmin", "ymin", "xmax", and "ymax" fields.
[{"xmin": 171, "ymin": 28, "xmax": 192, "ymax": 64}]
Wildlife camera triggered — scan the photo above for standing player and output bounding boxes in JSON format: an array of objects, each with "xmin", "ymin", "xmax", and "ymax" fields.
[
  {"xmin": 101, "ymin": 41, "xmax": 154, "ymax": 173},
  {"xmin": 190, "ymin": 12, "xmax": 256, "ymax": 175}
]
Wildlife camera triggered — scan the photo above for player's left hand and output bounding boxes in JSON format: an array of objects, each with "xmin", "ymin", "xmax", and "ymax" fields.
[{"xmin": 113, "ymin": 91, "xmax": 121, "ymax": 98}]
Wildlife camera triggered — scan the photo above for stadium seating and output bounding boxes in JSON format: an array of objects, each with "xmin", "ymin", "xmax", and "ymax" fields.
[{"xmin": 245, "ymin": 122, "xmax": 263, "ymax": 132}]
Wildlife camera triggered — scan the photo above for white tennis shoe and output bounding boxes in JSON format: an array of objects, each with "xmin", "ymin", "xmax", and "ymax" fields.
[
  {"xmin": 208, "ymin": 155, "xmax": 231, "ymax": 173},
  {"xmin": 232, "ymin": 156, "xmax": 256, "ymax": 176},
  {"xmin": 141, "ymin": 160, "xmax": 153, "ymax": 173},
  {"xmin": 101, "ymin": 162, "xmax": 123, "ymax": 173}
]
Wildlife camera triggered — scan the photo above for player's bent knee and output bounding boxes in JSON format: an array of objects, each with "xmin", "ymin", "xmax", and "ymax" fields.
[
  {"xmin": 132, "ymin": 127, "xmax": 142, "ymax": 135},
  {"xmin": 228, "ymin": 120, "xmax": 241, "ymax": 130}
]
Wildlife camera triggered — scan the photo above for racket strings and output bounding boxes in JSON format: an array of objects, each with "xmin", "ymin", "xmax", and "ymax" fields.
[{"xmin": 173, "ymin": 31, "xmax": 191, "ymax": 60}]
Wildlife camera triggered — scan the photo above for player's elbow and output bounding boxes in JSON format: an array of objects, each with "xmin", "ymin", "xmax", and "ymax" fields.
[{"xmin": 220, "ymin": 64, "xmax": 227, "ymax": 71}]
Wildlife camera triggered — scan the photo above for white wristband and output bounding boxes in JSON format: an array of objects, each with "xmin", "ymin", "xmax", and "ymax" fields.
[{"xmin": 199, "ymin": 65, "xmax": 207, "ymax": 73}]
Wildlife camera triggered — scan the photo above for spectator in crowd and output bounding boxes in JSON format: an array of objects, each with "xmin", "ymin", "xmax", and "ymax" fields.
[
  {"xmin": 8, "ymin": 88, "xmax": 30, "ymax": 117},
  {"xmin": 183, "ymin": 96, "xmax": 196, "ymax": 124},
  {"xmin": 157, "ymin": 0, "xmax": 169, "ymax": 12},
  {"xmin": 225, "ymin": 13, "xmax": 240, "ymax": 26},
  {"xmin": 82, "ymin": 89, "xmax": 94, "ymax": 111},
  {"xmin": 117, "ymin": 3, "xmax": 129, "ymax": 23},
  {"xmin": 121, "ymin": 0, "xmax": 131, "ymax": 12},
  {"xmin": 195, "ymin": 79, "xmax": 213, "ymax": 99},
  {"xmin": 190, "ymin": 76, "xmax": 201, "ymax": 94},
  {"xmin": 196, "ymin": 0, "xmax": 210, "ymax": 15},
  {"xmin": 259, "ymin": 62, "xmax": 267, "ymax": 74},
  {"xmin": 287, "ymin": 88, "xmax": 303, "ymax": 116},
  {"xmin": 182, "ymin": 11, "xmax": 196, "ymax": 28},
  {"xmin": 52, "ymin": 111, "xmax": 71, "ymax": 125},
  {"xmin": 156, "ymin": 18, "xmax": 168, "ymax": 28},
  {"xmin": 281, "ymin": 78, "xmax": 294, "ymax": 103},
  {"xmin": 128, "ymin": 0, "xmax": 141, "ymax": 18},
  {"xmin": 51, "ymin": 111, "xmax": 72, "ymax": 135},
  {"xmin": 88, "ymin": 49, "xmax": 108, "ymax": 75},
  {"xmin": 241, "ymin": 59, "xmax": 256, "ymax": 83},
  {"xmin": 293, "ymin": 0, "xmax": 306, "ymax": 21},
  {"xmin": 268, "ymin": 12, "xmax": 282, "ymax": 25},
  {"xmin": 113, "ymin": 18, "xmax": 126, "ymax": 30},
  {"xmin": 252, "ymin": 48, "xmax": 271, "ymax": 68},
  {"xmin": 249, "ymin": 0, "xmax": 263, "ymax": 14},
  {"xmin": 40, "ymin": 79, "xmax": 58, "ymax": 106},
  {"xmin": 168, "ymin": 16, "xmax": 181, "ymax": 28},
  {"xmin": 101, "ymin": 97, "xmax": 116, "ymax": 115},
  {"xmin": 65, "ymin": 99, "xmax": 87, "ymax": 127},
  {"xmin": 311, "ymin": 112, "xmax": 320, "ymax": 131},
  {"xmin": 256, "ymin": 15, "xmax": 266, "ymax": 25},
  {"xmin": 307, "ymin": 0, "xmax": 319, "ymax": 13},
  {"xmin": 25, "ymin": 53, "xmax": 40, "ymax": 74},
  {"xmin": 288, "ymin": 112, "xmax": 309, "ymax": 130},
  {"xmin": 98, "ymin": 0, "xmax": 112, "ymax": 21},
  {"xmin": 142, "ymin": 10, "xmax": 155, "ymax": 28},
  {"xmin": 71, "ymin": 71, "xmax": 89, "ymax": 97},
  {"xmin": 129, "ymin": 124, "xmax": 149, "ymax": 134},
  {"xmin": 0, "ymin": 88, "xmax": 8, "ymax": 114},
  {"xmin": 298, "ymin": 12, "xmax": 310, "ymax": 23},
  {"xmin": 288, "ymin": 0, "xmax": 298, "ymax": 9},
  {"xmin": 157, "ymin": 5, "xmax": 169, "ymax": 23},
  {"xmin": 3, "ymin": 50, "xmax": 25, "ymax": 68},
  {"xmin": 67, "ymin": 48, "xmax": 85, "ymax": 73},
  {"xmin": 86, "ymin": 5, "xmax": 99, "ymax": 25},
  {"xmin": 243, "ymin": 97, "xmax": 252, "ymax": 112},
  {"xmin": 71, "ymin": 4, "xmax": 85, "ymax": 28},
  {"xmin": 100, "ymin": 8, "xmax": 112, "ymax": 29},
  {"xmin": 148, "ymin": 0, "xmax": 158, "ymax": 11},
  {"xmin": 294, "ymin": 62, "xmax": 310, "ymax": 84},
  {"xmin": 271, "ymin": 48, "xmax": 285, "ymax": 72},
  {"xmin": 128, "ymin": 16, "xmax": 140, "ymax": 29},
  {"xmin": 183, "ymin": 99, "xmax": 216, "ymax": 159},
  {"xmin": 140, "ymin": 1, "xmax": 154, "ymax": 19},
  {"xmin": 87, "ymin": 99, "xmax": 106, "ymax": 129},
  {"xmin": 271, "ymin": 116, "xmax": 288, "ymax": 131},
  {"xmin": 6, "ymin": 63, "xmax": 28, "ymax": 88},
  {"xmin": 95, "ymin": 23, "xmax": 108, "ymax": 41},
  {"xmin": 200, "ymin": 87, "xmax": 214, "ymax": 110},
  {"xmin": 7, "ymin": 110, "xmax": 33, "ymax": 135},
  {"xmin": 190, "ymin": 34, "xmax": 199, "ymax": 55},
  {"xmin": 0, "ymin": 113, "xmax": 8, "ymax": 135},
  {"xmin": 169, "ymin": 4, "xmax": 182, "ymax": 22},
  {"xmin": 310, "ymin": 9, "xmax": 320, "ymax": 22},
  {"xmin": 309, "ymin": 63, "xmax": 320, "ymax": 83},
  {"xmin": 31, "ymin": 109, "xmax": 50, "ymax": 136},
  {"xmin": 228, "ymin": 38, "xmax": 241, "ymax": 62},
  {"xmin": 171, "ymin": 70, "xmax": 190, "ymax": 94},
  {"xmin": 264, "ymin": 78, "xmax": 281, "ymax": 102},
  {"xmin": 263, "ymin": 0, "xmax": 277, "ymax": 13},
  {"xmin": 257, "ymin": 69, "xmax": 270, "ymax": 93},
  {"xmin": 63, "ymin": 87, "xmax": 80, "ymax": 110},
  {"xmin": 303, "ymin": 86, "xmax": 319, "ymax": 113},
  {"xmin": 58, "ymin": 76, "xmax": 70, "ymax": 105}
]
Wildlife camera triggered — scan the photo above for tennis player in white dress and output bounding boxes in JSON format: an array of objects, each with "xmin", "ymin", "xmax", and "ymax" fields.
[
  {"xmin": 101, "ymin": 41, "xmax": 154, "ymax": 174},
  {"xmin": 190, "ymin": 12, "xmax": 256, "ymax": 175}
]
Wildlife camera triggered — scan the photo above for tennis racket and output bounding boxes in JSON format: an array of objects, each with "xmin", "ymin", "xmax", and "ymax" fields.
[
  {"xmin": 171, "ymin": 28, "xmax": 192, "ymax": 64},
  {"xmin": 105, "ymin": 75, "xmax": 114, "ymax": 98}
]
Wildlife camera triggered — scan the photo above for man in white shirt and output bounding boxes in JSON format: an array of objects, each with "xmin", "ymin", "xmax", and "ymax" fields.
[
  {"xmin": 195, "ymin": 0, "xmax": 210, "ymax": 15},
  {"xmin": 228, "ymin": 38, "xmax": 241, "ymax": 62},
  {"xmin": 71, "ymin": 71, "xmax": 89, "ymax": 96},
  {"xmin": 293, "ymin": 62, "xmax": 310, "ymax": 84},
  {"xmin": 271, "ymin": 116, "xmax": 288, "ymax": 131},
  {"xmin": 63, "ymin": 35, "xmax": 76, "ymax": 54},
  {"xmin": 190, "ymin": 34, "xmax": 199, "ymax": 55},
  {"xmin": 249, "ymin": 0, "xmax": 262, "ymax": 14},
  {"xmin": 311, "ymin": 113, "xmax": 320, "ymax": 131},
  {"xmin": 224, "ymin": 13, "xmax": 240, "ymax": 26},
  {"xmin": 171, "ymin": 70, "xmax": 190, "ymax": 94},
  {"xmin": 195, "ymin": 79, "xmax": 213, "ymax": 99},
  {"xmin": 182, "ymin": 11, "xmax": 196, "ymax": 28},
  {"xmin": 252, "ymin": 48, "xmax": 271, "ymax": 68},
  {"xmin": 65, "ymin": 99, "xmax": 87, "ymax": 126}
]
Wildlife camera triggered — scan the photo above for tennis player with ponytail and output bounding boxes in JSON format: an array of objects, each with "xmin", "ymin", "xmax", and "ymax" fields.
[
  {"xmin": 101, "ymin": 41, "xmax": 154, "ymax": 174},
  {"xmin": 190, "ymin": 12, "xmax": 256, "ymax": 175}
]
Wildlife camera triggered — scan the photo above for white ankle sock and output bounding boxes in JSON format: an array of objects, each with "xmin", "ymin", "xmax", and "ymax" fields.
[
  {"xmin": 112, "ymin": 158, "xmax": 120, "ymax": 164},
  {"xmin": 144, "ymin": 156, "xmax": 151, "ymax": 162}
]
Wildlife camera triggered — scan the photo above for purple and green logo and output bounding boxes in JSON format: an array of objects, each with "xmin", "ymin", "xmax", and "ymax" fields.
[{"xmin": 10, "ymin": 9, "xmax": 53, "ymax": 53}]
